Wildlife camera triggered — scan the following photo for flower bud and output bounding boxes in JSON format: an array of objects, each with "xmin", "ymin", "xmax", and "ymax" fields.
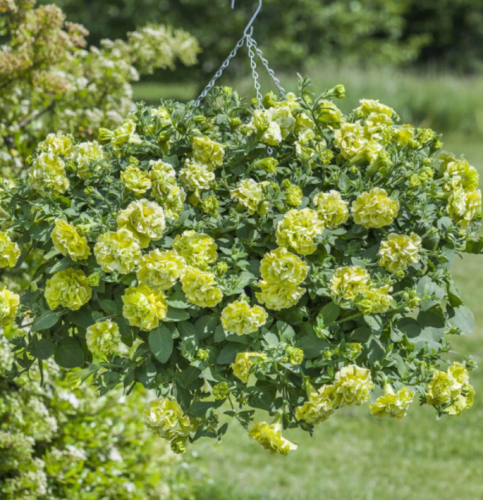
[
  {"xmin": 263, "ymin": 91, "xmax": 277, "ymax": 109},
  {"xmin": 98, "ymin": 128, "xmax": 113, "ymax": 144},
  {"xmin": 215, "ymin": 261, "xmax": 229, "ymax": 276},
  {"xmin": 213, "ymin": 382, "xmax": 230, "ymax": 400},
  {"xmin": 170, "ymin": 437, "xmax": 187, "ymax": 455}
]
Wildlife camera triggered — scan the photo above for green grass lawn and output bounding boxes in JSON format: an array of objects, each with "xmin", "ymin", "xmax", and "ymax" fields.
[
  {"xmin": 191, "ymin": 136, "xmax": 483, "ymax": 500},
  {"xmin": 132, "ymin": 80, "xmax": 483, "ymax": 499}
]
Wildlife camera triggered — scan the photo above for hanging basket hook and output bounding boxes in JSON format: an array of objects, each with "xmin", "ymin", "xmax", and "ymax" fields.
[{"xmin": 231, "ymin": 0, "xmax": 263, "ymax": 35}]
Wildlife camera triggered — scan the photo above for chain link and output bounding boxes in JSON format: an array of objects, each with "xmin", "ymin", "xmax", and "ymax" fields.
[
  {"xmin": 245, "ymin": 33, "xmax": 263, "ymax": 108},
  {"xmin": 190, "ymin": 34, "xmax": 247, "ymax": 113},
  {"xmin": 249, "ymin": 37, "xmax": 286, "ymax": 97}
]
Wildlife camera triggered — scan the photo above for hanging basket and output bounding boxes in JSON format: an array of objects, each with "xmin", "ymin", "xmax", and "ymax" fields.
[{"xmin": 1, "ymin": 78, "xmax": 480, "ymax": 454}]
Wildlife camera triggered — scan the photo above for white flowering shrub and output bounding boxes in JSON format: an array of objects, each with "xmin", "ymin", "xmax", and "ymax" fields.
[
  {"xmin": 0, "ymin": 334, "xmax": 201, "ymax": 499},
  {"xmin": 1, "ymin": 79, "xmax": 481, "ymax": 456},
  {"xmin": 0, "ymin": 0, "xmax": 200, "ymax": 172}
]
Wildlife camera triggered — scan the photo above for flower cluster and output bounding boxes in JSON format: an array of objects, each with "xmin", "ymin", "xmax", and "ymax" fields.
[{"xmin": 2, "ymin": 81, "xmax": 480, "ymax": 456}]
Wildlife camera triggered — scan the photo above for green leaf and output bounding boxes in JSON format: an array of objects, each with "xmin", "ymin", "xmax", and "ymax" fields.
[
  {"xmin": 69, "ymin": 307, "xmax": 94, "ymax": 329},
  {"xmin": 164, "ymin": 307, "xmax": 190, "ymax": 322},
  {"xmin": 32, "ymin": 310, "xmax": 63, "ymax": 332},
  {"xmin": 54, "ymin": 337, "xmax": 85, "ymax": 369},
  {"xmin": 177, "ymin": 366, "xmax": 201, "ymax": 388},
  {"xmin": 136, "ymin": 359, "xmax": 157, "ymax": 388},
  {"xmin": 47, "ymin": 256, "xmax": 73, "ymax": 274},
  {"xmin": 464, "ymin": 237, "xmax": 483, "ymax": 254},
  {"xmin": 99, "ymin": 299, "xmax": 120, "ymax": 316},
  {"xmin": 276, "ymin": 321, "xmax": 295, "ymax": 342},
  {"xmin": 148, "ymin": 325, "xmax": 173, "ymax": 363},
  {"xmin": 217, "ymin": 344, "xmax": 244, "ymax": 365},
  {"xmin": 320, "ymin": 302, "xmax": 340, "ymax": 327},
  {"xmin": 448, "ymin": 305, "xmax": 474, "ymax": 334},
  {"xmin": 116, "ymin": 317, "xmax": 132, "ymax": 339},
  {"xmin": 195, "ymin": 315, "xmax": 218, "ymax": 340},
  {"xmin": 166, "ymin": 288, "xmax": 191, "ymax": 309},
  {"xmin": 32, "ymin": 339, "xmax": 53, "ymax": 360},
  {"xmin": 297, "ymin": 335, "xmax": 329, "ymax": 359},
  {"xmin": 214, "ymin": 325, "xmax": 226, "ymax": 342},
  {"xmin": 188, "ymin": 401, "xmax": 215, "ymax": 417}
]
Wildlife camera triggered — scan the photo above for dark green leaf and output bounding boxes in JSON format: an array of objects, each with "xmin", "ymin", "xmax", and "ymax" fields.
[
  {"xmin": 54, "ymin": 337, "xmax": 85, "ymax": 369},
  {"xmin": 32, "ymin": 339, "xmax": 53, "ymax": 360},
  {"xmin": 164, "ymin": 307, "xmax": 190, "ymax": 322},
  {"xmin": 32, "ymin": 310, "xmax": 63, "ymax": 332},
  {"xmin": 148, "ymin": 325, "xmax": 173, "ymax": 363},
  {"xmin": 99, "ymin": 299, "xmax": 120, "ymax": 316},
  {"xmin": 195, "ymin": 315, "xmax": 218, "ymax": 340},
  {"xmin": 188, "ymin": 401, "xmax": 215, "ymax": 417},
  {"xmin": 217, "ymin": 344, "xmax": 244, "ymax": 364},
  {"xmin": 321, "ymin": 302, "xmax": 340, "ymax": 327}
]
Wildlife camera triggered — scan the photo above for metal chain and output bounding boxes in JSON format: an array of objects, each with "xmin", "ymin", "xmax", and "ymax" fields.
[
  {"xmin": 245, "ymin": 33, "xmax": 263, "ymax": 108},
  {"xmin": 190, "ymin": 34, "xmax": 247, "ymax": 113},
  {"xmin": 250, "ymin": 37, "xmax": 286, "ymax": 97}
]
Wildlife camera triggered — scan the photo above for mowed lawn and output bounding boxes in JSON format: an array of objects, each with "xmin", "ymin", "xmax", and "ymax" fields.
[{"xmin": 133, "ymin": 82, "xmax": 483, "ymax": 499}]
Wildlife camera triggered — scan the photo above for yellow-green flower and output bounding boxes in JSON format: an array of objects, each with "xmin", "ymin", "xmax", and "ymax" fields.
[
  {"xmin": 180, "ymin": 266, "xmax": 222, "ymax": 308},
  {"xmin": 427, "ymin": 370, "xmax": 459, "ymax": 406},
  {"xmin": 39, "ymin": 132, "xmax": 73, "ymax": 156},
  {"xmin": 149, "ymin": 160, "xmax": 177, "ymax": 196},
  {"xmin": 231, "ymin": 352, "xmax": 266, "ymax": 384},
  {"xmin": 447, "ymin": 187, "xmax": 482, "ymax": 228},
  {"xmin": 0, "ymin": 232, "xmax": 20, "ymax": 269},
  {"xmin": 94, "ymin": 229, "xmax": 141, "ymax": 274},
  {"xmin": 256, "ymin": 281, "xmax": 305, "ymax": 310},
  {"xmin": 231, "ymin": 178, "xmax": 265, "ymax": 215},
  {"xmin": 314, "ymin": 190, "xmax": 349, "ymax": 229},
  {"xmin": 254, "ymin": 157, "xmax": 278, "ymax": 174},
  {"xmin": 172, "ymin": 230, "xmax": 217, "ymax": 270},
  {"xmin": 378, "ymin": 233, "xmax": 422, "ymax": 273},
  {"xmin": 393, "ymin": 124, "xmax": 415, "ymax": 145},
  {"xmin": 285, "ymin": 185, "xmax": 303, "ymax": 207},
  {"xmin": 111, "ymin": 120, "xmax": 140, "ymax": 149},
  {"xmin": 202, "ymin": 194, "xmax": 219, "ymax": 216},
  {"xmin": 192, "ymin": 135, "xmax": 224, "ymax": 167},
  {"xmin": 117, "ymin": 199, "xmax": 166, "ymax": 248},
  {"xmin": 334, "ymin": 121, "xmax": 366, "ymax": 159},
  {"xmin": 316, "ymin": 100, "xmax": 342, "ymax": 126},
  {"xmin": 51, "ymin": 219, "xmax": 90, "ymax": 261},
  {"xmin": 28, "ymin": 152, "xmax": 69, "ymax": 196},
  {"xmin": 0, "ymin": 288, "xmax": 20, "ymax": 327},
  {"xmin": 446, "ymin": 384, "xmax": 474, "ymax": 416},
  {"xmin": 249, "ymin": 419, "xmax": 298, "ymax": 455},
  {"xmin": 330, "ymin": 266, "xmax": 370, "ymax": 301},
  {"xmin": 357, "ymin": 285, "xmax": 393, "ymax": 315},
  {"xmin": 441, "ymin": 156, "xmax": 479, "ymax": 192},
  {"xmin": 221, "ymin": 300, "xmax": 268, "ymax": 336},
  {"xmin": 122, "ymin": 285, "xmax": 167, "ymax": 331},
  {"xmin": 296, "ymin": 383, "xmax": 336, "ymax": 424},
  {"xmin": 333, "ymin": 365, "xmax": 374, "ymax": 406},
  {"xmin": 352, "ymin": 188, "xmax": 399, "ymax": 228},
  {"xmin": 145, "ymin": 397, "xmax": 191, "ymax": 441},
  {"xmin": 137, "ymin": 249, "xmax": 186, "ymax": 290},
  {"xmin": 86, "ymin": 320, "xmax": 121, "ymax": 355},
  {"xmin": 276, "ymin": 208, "xmax": 324, "ymax": 255},
  {"xmin": 260, "ymin": 247, "xmax": 308, "ymax": 286},
  {"xmin": 73, "ymin": 141, "xmax": 105, "ymax": 179},
  {"xmin": 45, "ymin": 268, "xmax": 92, "ymax": 311},
  {"xmin": 120, "ymin": 165, "xmax": 152, "ymax": 194},
  {"xmin": 356, "ymin": 99, "xmax": 394, "ymax": 118},
  {"xmin": 157, "ymin": 185, "xmax": 186, "ymax": 221},
  {"xmin": 369, "ymin": 387, "xmax": 414, "ymax": 419},
  {"xmin": 180, "ymin": 159, "xmax": 215, "ymax": 193}
]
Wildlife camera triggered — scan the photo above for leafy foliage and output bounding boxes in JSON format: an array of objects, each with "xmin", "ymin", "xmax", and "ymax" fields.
[
  {"xmin": 41, "ymin": 0, "xmax": 429, "ymax": 80},
  {"xmin": 1, "ymin": 77, "xmax": 481, "ymax": 455},
  {"xmin": 0, "ymin": 334, "xmax": 202, "ymax": 500},
  {"xmin": 0, "ymin": 0, "xmax": 200, "ymax": 172}
]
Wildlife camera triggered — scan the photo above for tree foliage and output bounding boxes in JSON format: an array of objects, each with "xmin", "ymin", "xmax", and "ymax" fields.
[{"xmin": 0, "ymin": 0, "xmax": 200, "ymax": 172}]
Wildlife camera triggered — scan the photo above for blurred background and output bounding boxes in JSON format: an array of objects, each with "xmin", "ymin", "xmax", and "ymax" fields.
[{"xmin": 14, "ymin": 0, "xmax": 483, "ymax": 498}]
